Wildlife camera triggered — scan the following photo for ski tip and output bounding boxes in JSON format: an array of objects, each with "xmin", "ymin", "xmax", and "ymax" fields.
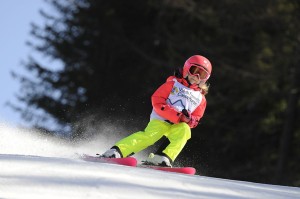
[
  {"xmin": 126, "ymin": 157, "xmax": 138, "ymax": 166},
  {"xmin": 171, "ymin": 167, "xmax": 196, "ymax": 175},
  {"xmin": 139, "ymin": 165, "xmax": 196, "ymax": 175},
  {"xmin": 185, "ymin": 167, "xmax": 196, "ymax": 175}
]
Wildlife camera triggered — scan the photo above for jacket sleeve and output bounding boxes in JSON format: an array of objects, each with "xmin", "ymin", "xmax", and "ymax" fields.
[
  {"xmin": 188, "ymin": 96, "xmax": 207, "ymax": 128},
  {"xmin": 151, "ymin": 81, "xmax": 181, "ymax": 124}
]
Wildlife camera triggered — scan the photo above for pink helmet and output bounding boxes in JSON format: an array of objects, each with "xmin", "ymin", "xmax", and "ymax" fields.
[{"xmin": 182, "ymin": 55, "xmax": 212, "ymax": 78}]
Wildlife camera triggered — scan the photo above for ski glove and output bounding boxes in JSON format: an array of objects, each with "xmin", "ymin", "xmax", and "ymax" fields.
[{"xmin": 180, "ymin": 109, "xmax": 191, "ymax": 123}]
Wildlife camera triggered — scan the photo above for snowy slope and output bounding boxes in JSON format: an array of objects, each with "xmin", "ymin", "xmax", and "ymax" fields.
[{"xmin": 0, "ymin": 124, "xmax": 300, "ymax": 199}]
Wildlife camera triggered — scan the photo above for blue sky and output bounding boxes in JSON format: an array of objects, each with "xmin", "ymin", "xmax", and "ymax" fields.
[{"xmin": 0, "ymin": 0, "xmax": 50, "ymax": 126}]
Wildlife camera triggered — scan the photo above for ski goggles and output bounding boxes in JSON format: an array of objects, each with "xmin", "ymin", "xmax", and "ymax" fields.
[{"xmin": 188, "ymin": 65, "xmax": 210, "ymax": 80}]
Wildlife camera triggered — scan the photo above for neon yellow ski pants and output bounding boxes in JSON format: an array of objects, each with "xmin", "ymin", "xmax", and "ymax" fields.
[{"xmin": 115, "ymin": 119, "xmax": 191, "ymax": 162}]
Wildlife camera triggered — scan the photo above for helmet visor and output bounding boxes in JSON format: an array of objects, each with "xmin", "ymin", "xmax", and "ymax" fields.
[{"xmin": 189, "ymin": 65, "xmax": 210, "ymax": 80}]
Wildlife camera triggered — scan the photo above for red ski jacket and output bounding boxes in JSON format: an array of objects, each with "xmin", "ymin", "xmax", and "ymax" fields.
[{"xmin": 150, "ymin": 76, "xmax": 207, "ymax": 128}]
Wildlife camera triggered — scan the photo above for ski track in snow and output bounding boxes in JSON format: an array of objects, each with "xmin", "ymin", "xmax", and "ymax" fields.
[{"xmin": 0, "ymin": 123, "xmax": 300, "ymax": 199}]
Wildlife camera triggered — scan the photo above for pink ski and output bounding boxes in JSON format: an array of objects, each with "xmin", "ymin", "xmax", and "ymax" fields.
[
  {"xmin": 80, "ymin": 154, "xmax": 137, "ymax": 167},
  {"xmin": 140, "ymin": 165, "xmax": 196, "ymax": 175},
  {"xmin": 80, "ymin": 154, "xmax": 196, "ymax": 174}
]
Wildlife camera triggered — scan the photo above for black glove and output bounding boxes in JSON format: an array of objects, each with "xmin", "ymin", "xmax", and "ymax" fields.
[
  {"xmin": 180, "ymin": 109, "xmax": 191, "ymax": 123},
  {"xmin": 181, "ymin": 109, "xmax": 190, "ymax": 118}
]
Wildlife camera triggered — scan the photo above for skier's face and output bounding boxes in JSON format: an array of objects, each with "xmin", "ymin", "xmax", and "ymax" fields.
[
  {"xmin": 187, "ymin": 65, "xmax": 210, "ymax": 85},
  {"xmin": 189, "ymin": 65, "xmax": 210, "ymax": 80},
  {"xmin": 187, "ymin": 74, "xmax": 201, "ymax": 85}
]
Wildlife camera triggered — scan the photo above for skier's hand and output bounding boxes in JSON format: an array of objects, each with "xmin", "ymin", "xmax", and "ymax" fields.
[{"xmin": 180, "ymin": 109, "xmax": 191, "ymax": 123}]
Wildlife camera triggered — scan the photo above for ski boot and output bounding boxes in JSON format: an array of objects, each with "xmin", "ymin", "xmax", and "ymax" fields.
[
  {"xmin": 101, "ymin": 147, "xmax": 122, "ymax": 158},
  {"xmin": 143, "ymin": 153, "xmax": 172, "ymax": 167}
]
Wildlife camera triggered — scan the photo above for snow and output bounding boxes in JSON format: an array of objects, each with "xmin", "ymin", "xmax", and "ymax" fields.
[{"xmin": 0, "ymin": 123, "xmax": 300, "ymax": 199}]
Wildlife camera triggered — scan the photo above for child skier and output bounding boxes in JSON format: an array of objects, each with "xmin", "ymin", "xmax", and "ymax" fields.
[{"xmin": 101, "ymin": 55, "xmax": 212, "ymax": 167}]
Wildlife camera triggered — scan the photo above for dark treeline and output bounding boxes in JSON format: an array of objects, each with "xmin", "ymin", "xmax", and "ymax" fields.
[{"xmin": 14, "ymin": 0, "xmax": 299, "ymax": 186}]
